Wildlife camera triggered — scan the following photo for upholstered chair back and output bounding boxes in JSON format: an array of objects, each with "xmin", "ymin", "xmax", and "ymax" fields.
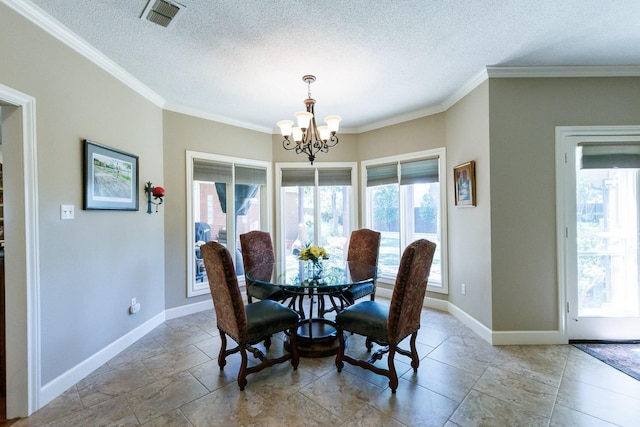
[
  {"xmin": 387, "ymin": 239, "xmax": 436, "ymax": 344},
  {"xmin": 346, "ymin": 228, "xmax": 381, "ymax": 281},
  {"xmin": 240, "ymin": 231, "xmax": 275, "ymax": 283},
  {"xmin": 200, "ymin": 241, "xmax": 247, "ymax": 343}
]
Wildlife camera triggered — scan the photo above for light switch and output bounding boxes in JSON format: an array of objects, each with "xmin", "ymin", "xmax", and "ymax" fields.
[{"xmin": 61, "ymin": 204, "xmax": 74, "ymax": 220}]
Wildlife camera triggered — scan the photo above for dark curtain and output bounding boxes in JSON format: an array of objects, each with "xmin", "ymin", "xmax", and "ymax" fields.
[{"xmin": 215, "ymin": 183, "xmax": 259, "ymax": 215}]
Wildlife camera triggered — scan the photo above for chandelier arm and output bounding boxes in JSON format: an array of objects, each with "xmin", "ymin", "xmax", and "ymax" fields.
[
  {"xmin": 282, "ymin": 137, "xmax": 298, "ymax": 151},
  {"xmin": 326, "ymin": 133, "xmax": 339, "ymax": 148}
]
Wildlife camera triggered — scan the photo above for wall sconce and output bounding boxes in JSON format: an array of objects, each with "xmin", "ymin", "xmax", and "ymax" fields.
[{"xmin": 144, "ymin": 181, "xmax": 165, "ymax": 214}]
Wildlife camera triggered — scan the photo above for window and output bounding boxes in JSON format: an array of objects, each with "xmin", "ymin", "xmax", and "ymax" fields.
[
  {"xmin": 362, "ymin": 148, "xmax": 448, "ymax": 293},
  {"xmin": 187, "ymin": 151, "xmax": 271, "ymax": 297},
  {"xmin": 276, "ymin": 163, "xmax": 357, "ymax": 265}
]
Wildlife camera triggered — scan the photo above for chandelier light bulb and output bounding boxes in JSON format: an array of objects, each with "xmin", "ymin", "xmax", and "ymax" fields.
[
  {"xmin": 277, "ymin": 120, "xmax": 293, "ymax": 137},
  {"xmin": 295, "ymin": 111, "xmax": 313, "ymax": 129},
  {"xmin": 318, "ymin": 125, "xmax": 330, "ymax": 141},
  {"xmin": 291, "ymin": 126, "xmax": 303, "ymax": 142},
  {"xmin": 325, "ymin": 115, "xmax": 341, "ymax": 133}
]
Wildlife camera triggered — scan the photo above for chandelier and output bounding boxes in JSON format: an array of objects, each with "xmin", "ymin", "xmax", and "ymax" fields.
[{"xmin": 277, "ymin": 75, "xmax": 341, "ymax": 165}]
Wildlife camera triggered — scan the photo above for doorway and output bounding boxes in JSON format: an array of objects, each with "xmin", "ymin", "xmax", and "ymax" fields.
[
  {"xmin": 0, "ymin": 83, "xmax": 40, "ymax": 419},
  {"xmin": 557, "ymin": 126, "xmax": 640, "ymax": 341}
]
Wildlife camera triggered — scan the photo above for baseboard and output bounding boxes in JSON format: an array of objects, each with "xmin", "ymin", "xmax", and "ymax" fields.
[
  {"xmin": 490, "ymin": 330, "xmax": 565, "ymax": 345},
  {"xmin": 38, "ymin": 311, "xmax": 165, "ymax": 408},
  {"xmin": 446, "ymin": 302, "xmax": 564, "ymax": 345},
  {"xmin": 164, "ymin": 299, "xmax": 213, "ymax": 320},
  {"xmin": 447, "ymin": 302, "xmax": 493, "ymax": 343}
]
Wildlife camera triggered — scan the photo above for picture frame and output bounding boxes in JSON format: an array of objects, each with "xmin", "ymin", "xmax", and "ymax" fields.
[
  {"xmin": 453, "ymin": 160, "xmax": 476, "ymax": 207},
  {"xmin": 83, "ymin": 140, "xmax": 139, "ymax": 210}
]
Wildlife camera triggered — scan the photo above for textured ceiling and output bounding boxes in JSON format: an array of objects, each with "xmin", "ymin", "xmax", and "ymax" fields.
[{"xmin": 17, "ymin": 0, "xmax": 640, "ymax": 133}]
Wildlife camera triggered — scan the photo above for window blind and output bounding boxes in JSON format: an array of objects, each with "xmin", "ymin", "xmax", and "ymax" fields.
[
  {"xmin": 318, "ymin": 168, "xmax": 352, "ymax": 186},
  {"xmin": 281, "ymin": 169, "xmax": 315, "ymax": 187},
  {"xmin": 366, "ymin": 163, "xmax": 398, "ymax": 187},
  {"xmin": 235, "ymin": 165, "xmax": 267, "ymax": 185},
  {"xmin": 580, "ymin": 142, "xmax": 640, "ymax": 169},
  {"xmin": 400, "ymin": 158, "xmax": 439, "ymax": 184},
  {"xmin": 193, "ymin": 159, "xmax": 232, "ymax": 182}
]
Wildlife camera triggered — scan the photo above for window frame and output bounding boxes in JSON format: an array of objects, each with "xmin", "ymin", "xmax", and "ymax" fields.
[
  {"xmin": 186, "ymin": 151, "xmax": 272, "ymax": 297},
  {"xmin": 275, "ymin": 162, "xmax": 358, "ymax": 262},
  {"xmin": 361, "ymin": 148, "xmax": 448, "ymax": 294}
]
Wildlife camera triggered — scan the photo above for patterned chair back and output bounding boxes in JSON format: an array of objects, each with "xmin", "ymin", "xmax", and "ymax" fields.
[
  {"xmin": 387, "ymin": 239, "xmax": 437, "ymax": 344},
  {"xmin": 346, "ymin": 228, "xmax": 381, "ymax": 281},
  {"xmin": 200, "ymin": 241, "xmax": 247, "ymax": 343},
  {"xmin": 240, "ymin": 230, "xmax": 275, "ymax": 284}
]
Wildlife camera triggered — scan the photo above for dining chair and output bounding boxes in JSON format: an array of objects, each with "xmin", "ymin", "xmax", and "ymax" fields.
[
  {"xmin": 200, "ymin": 241, "xmax": 300, "ymax": 390},
  {"xmin": 239, "ymin": 230, "xmax": 285, "ymax": 303},
  {"xmin": 334, "ymin": 239, "xmax": 436, "ymax": 393},
  {"xmin": 343, "ymin": 228, "xmax": 381, "ymax": 305}
]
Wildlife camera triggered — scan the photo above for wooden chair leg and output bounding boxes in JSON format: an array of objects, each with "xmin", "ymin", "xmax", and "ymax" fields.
[
  {"xmin": 409, "ymin": 332, "xmax": 419, "ymax": 371},
  {"xmin": 387, "ymin": 344, "xmax": 398, "ymax": 393},
  {"xmin": 237, "ymin": 345, "xmax": 249, "ymax": 391},
  {"xmin": 218, "ymin": 328, "xmax": 228, "ymax": 368},
  {"xmin": 289, "ymin": 326, "xmax": 300, "ymax": 370},
  {"xmin": 365, "ymin": 337, "xmax": 373, "ymax": 352},
  {"xmin": 335, "ymin": 327, "xmax": 345, "ymax": 371}
]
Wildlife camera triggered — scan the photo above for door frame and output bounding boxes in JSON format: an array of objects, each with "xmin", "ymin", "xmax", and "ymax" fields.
[
  {"xmin": 0, "ymin": 83, "xmax": 40, "ymax": 417},
  {"xmin": 556, "ymin": 125, "xmax": 640, "ymax": 342}
]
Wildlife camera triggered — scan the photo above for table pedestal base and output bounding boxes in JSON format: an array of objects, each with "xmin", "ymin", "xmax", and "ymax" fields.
[{"xmin": 285, "ymin": 319, "xmax": 346, "ymax": 358}]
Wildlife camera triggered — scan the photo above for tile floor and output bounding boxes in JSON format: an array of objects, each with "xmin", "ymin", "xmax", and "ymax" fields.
[{"xmin": 12, "ymin": 300, "xmax": 640, "ymax": 426}]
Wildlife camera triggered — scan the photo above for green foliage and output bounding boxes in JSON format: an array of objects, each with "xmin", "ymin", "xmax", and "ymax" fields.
[{"xmin": 372, "ymin": 185, "xmax": 399, "ymax": 231}]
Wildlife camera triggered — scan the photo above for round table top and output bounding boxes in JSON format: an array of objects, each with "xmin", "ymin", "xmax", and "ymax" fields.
[{"xmin": 246, "ymin": 259, "xmax": 377, "ymax": 290}]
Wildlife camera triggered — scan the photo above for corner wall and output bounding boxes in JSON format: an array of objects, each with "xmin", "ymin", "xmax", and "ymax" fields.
[
  {"xmin": 489, "ymin": 77, "xmax": 640, "ymax": 332},
  {"xmin": 445, "ymin": 81, "xmax": 492, "ymax": 327}
]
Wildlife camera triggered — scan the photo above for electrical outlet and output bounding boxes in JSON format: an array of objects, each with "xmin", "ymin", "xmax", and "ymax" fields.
[
  {"xmin": 129, "ymin": 298, "xmax": 141, "ymax": 314},
  {"xmin": 461, "ymin": 283, "xmax": 466, "ymax": 295}
]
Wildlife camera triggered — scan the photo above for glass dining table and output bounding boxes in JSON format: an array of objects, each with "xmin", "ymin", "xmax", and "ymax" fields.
[{"xmin": 246, "ymin": 259, "xmax": 377, "ymax": 357}]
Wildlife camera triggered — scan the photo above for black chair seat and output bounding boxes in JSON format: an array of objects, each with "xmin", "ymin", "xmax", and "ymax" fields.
[
  {"xmin": 336, "ymin": 300, "xmax": 388, "ymax": 342},
  {"xmin": 248, "ymin": 283, "xmax": 285, "ymax": 302},
  {"xmin": 246, "ymin": 300, "xmax": 299, "ymax": 342},
  {"xmin": 343, "ymin": 282, "xmax": 375, "ymax": 304}
]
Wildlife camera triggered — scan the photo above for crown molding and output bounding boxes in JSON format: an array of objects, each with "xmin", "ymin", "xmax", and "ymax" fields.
[
  {"xmin": 356, "ymin": 68, "xmax": 490, "ymax": 133},
  {"xmin": 3, "ymin": 0, "xmax": 165, "ymax": 108},
  {"xmin": 164, "ymin": 102, "xmax": 273, "ymax": 134},
  {"xmin": 487, "ymin": 65, "xmax": 640, "ymax": 78}
]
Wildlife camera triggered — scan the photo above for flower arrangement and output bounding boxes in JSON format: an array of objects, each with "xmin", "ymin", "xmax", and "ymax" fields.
[{"xmin": 298, "ymin": 244, "xmax": 329, "ymax": 264}]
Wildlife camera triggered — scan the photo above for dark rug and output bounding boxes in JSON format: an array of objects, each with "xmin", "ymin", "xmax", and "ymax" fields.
[{"xmin": 573, "ymin": 343, "xmax": 640, "ymax": 381}]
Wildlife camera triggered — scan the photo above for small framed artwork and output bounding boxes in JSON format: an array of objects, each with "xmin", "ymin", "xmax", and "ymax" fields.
[
  {"xmin": 83, "ymin": 140, "xmax": 139, "ymax": 210},
  {"xmin": 454, "ymin": 161, "xmax": 476, "ymax": 207}
]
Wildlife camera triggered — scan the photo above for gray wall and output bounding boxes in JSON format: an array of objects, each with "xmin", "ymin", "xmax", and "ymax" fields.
[
  {"xmin": 489, "ymin": 77, "xmax": 640, "ymax": 331},
  {"xmin": 1, "ymin": 4, "xmax": 165, "ymax": 383}
]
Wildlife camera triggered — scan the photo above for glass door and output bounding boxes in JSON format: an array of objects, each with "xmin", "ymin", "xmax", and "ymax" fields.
[{"xmin": 567, "ymin": 140, "xmax": 640, "ymax": 340}]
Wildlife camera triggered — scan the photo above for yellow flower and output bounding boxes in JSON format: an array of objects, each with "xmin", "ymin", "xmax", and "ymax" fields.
[
  {"xmin": 298, "ymin": 245, "xmax": 329, "ymax": 262},
  {"xmin": 310, "ymin": 246, "xmax": 321, "ymax": 258}
]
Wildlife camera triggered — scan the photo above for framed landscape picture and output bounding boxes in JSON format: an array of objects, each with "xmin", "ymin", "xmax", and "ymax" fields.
[
  {"xmin": 83, "ymin": 140, "xmax": 139, "ymax": 210},
  {"xmin": 454, "ymin": 160, "xmax": 476, "ymax": 207}
]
